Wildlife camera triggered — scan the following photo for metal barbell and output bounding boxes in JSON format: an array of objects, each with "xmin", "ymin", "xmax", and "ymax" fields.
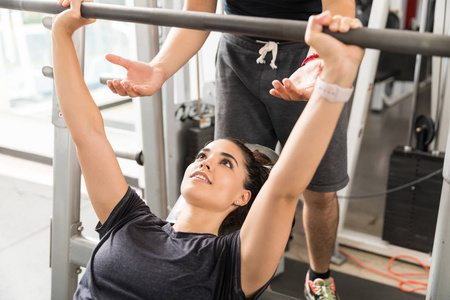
[{"xmin": 1, "ymin": 0, "xmax": 450, "ymax": 57}]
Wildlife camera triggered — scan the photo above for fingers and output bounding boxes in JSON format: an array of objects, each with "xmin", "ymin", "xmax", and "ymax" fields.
[
  {"xmin": 350, "ymin": 18, "xmax": 363, "ymax": 29},
  {"xmin": 104, "ymin": 54, "xmax": 158, "ymax": 97},
  {"xmin": 305, "ymin": 11, "xmax": 363, "ymax": 54},
  {"xmin": 270, "ymin": 80, "xmax": 287, "ymax": 99},
  {"xmin": 328, "ymin": 14, "xmax": 363, "ymax": 33},
  {"xmin": 307, "ymin": 11, "xmax": 362, "ymax": 38},
  {"xmin": 107, "ymin": 79, "xmax": 134, "ymax": 97},
  {"xmin": 308, "ymin": 11, "xmax": 332, "ymax": 33},
  {"xmin": 57, "ymin": 0, "xmax": 92, "ymax": 7},
  {"xmin": 55, "ymin": 0, "xmax": 96, "ymax": 26},
  {"xmin": 269, "ymin": 88, "xmax": 281, "ymax": 99},
  {"xmin": 270, "ymin": 79, "xmax": 306, "ymax": 101},
  {"xmin": 56, "ymin": 0, "xmax": 96, "ymax": 17},
  {"xmin": 105, "ymin": 54, "xmax": 135, "ymax": 96},
  {"xmin": 282, "ymin": 78, "xmax": 303, "ymax": 101},
  {"xmin": 105, "ymin": 54, "xmax": 131, "ymax": 69},
  {"xmin": 57, "ymin": 0, "xmax": 70, "ymax": 7},
  {"xmin": 107, "ymin": 80, "xmax": 151, "ymax": 98}
]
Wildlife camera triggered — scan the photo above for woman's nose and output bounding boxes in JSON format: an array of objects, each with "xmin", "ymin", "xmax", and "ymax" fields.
[{"xmin": 200, "ymin": 161, "xmax": 211, "ymax": 170}]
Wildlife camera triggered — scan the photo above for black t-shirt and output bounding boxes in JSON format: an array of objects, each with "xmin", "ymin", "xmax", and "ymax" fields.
[
  {"xmin": 74, "ymin": 187, "xmax": 270, "ymax": 299},
  {"xmin": 224, "ymin": 0, "xmax": 322, "ymax": 21}
]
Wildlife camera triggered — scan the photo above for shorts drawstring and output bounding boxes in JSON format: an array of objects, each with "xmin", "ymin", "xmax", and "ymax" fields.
[{"xmin": 256, "ymin": 40, "xmax": 279, "ymax": 70}]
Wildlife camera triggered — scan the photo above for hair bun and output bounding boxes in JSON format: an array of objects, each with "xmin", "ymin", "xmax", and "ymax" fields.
[
  {"xmin": 253, "ymin": 150, "xmax": 274, "ymax": 167},
  {"xmin": 245, "ymin": 143, "xmax": 279, "ymax": 164}
]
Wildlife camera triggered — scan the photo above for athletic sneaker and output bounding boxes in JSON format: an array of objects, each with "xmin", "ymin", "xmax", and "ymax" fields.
[{"xmin": 304, "ymin": 273, "xmax": 341, "ymax": 300}]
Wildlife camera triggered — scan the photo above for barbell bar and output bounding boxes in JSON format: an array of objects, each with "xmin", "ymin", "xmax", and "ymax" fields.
[{"xmin": 1, "ymin": 0, "xmax": 450, "ymax": 57}]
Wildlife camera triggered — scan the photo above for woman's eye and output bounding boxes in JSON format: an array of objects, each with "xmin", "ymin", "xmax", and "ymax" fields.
[
  {"xmin": 221, "ymin": 159, "xmax": 232, "ymax": 169},
  {"xmin": 196, "ymin": 153, "xmax": 206, "ymax": 160}
]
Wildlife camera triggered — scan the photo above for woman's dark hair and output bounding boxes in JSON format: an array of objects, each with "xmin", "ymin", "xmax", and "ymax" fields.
[{"xmin": 218, "ymin": 138, "xmax": 274, "ymax": 236}]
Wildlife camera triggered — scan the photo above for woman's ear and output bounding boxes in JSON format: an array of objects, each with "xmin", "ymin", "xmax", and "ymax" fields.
[{"xmin": 237, "ymin": 190, "xmax": 251, "ymax": 206}]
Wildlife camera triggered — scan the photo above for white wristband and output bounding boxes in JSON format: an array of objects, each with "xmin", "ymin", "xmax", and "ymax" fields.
[{"xmin": 315, "ymin": 77, "xmax": 354, "ymax": 103}]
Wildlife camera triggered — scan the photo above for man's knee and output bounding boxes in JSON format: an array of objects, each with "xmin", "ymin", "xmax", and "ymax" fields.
[{"xmin": 303, "ymin": 190, "xmax": 337, "ymax": 209}]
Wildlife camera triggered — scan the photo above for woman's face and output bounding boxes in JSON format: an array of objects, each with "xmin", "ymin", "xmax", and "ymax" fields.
[{"xmin": 181, "ymin": 139, "xmax": 250, "ymax": 212}]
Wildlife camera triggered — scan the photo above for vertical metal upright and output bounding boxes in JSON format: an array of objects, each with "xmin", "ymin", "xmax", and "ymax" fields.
[
  {"xmin": 50, "ymin": 28, "xmax": 85, "ymax": 299},
  {"xmin": 48, "ymin": 0, "xmax": 170, "ymax": 297},
  {"xmin": 134, "ymin": 0, "xmax": 168, "ymax": 218},
  {"xmin": 0, "ymin": 10, "xmax": 9, "ymax": 111},
  {"xmin": 159, "ymin": 0, "xmax": 179, "ymax": 212},
  {"xmin": 407, "ymin": 0, "xmax": 430, "ymax": 147},
  {"xmin": 427, "ymin": 0, "xmax": 450, "ymax": 297},
  {"xmin": 426, "ymin": 129, "xmax": 450, "ymax": 299},
  {"xmin": 432, "ymin": 0, "xmax": 450, "ymax": 152},
  {"xmin": 334, "ymin": 0, "xmax": 390, "ymax": 261}
]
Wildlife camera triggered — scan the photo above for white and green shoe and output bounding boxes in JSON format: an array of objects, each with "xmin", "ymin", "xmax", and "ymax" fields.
[{"xmin": 304, "ymin": 273, "xmax": 340, "ymax": 300}]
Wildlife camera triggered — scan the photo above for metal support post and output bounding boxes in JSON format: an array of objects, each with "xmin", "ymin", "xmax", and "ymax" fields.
[
  {"xmin": 426, "ymin": 128, "xmax": 450, "ymax": 299},
  {"xmin": 49, "ymin": 27, "xmax": 85, "ymax": 300},
  {"xmin": 432, "ymin": 0, "xmax": 450, "ymax": 152},
  {"xmin": 134, "ymin": 0, "xmax": 168, "ymax": 218},
  {"xmin": 335, "ymin": 0, "xmax": 435, "ymax": 266},
  {"xmin": 407, "ymin": 0, "xmax": 431, "ymax": 147},
  {"xmin": 427, "ymin": 0, "xmax": 450, "ymax": 297},
  {"xmin": 0, "ymin": 10, "xmax": 9, "ymax": 110},
  {"xmin": 333, "ymin": 0, "xmax": 389, "ymax": 264}
]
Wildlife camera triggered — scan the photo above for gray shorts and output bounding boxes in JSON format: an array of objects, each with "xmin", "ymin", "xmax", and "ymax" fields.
[{"xmin": 214, "ymin": 33, "xmax": 349, "ymax": 193}]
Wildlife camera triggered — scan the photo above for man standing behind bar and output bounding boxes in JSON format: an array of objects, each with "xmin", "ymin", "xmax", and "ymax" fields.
[{"xmin": 102, "ymin": 0, "xmax": 355, "ymax": 299}]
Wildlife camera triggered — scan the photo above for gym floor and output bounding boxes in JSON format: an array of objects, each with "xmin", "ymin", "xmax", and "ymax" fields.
[{"xmin": 0, "ymin": 83, "xmax": 431, "ymax": 299}]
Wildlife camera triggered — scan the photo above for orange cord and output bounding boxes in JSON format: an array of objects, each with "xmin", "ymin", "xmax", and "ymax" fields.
[{"xmin": 339, "ymin": 249, "xmax": 429, "ymax": 293}]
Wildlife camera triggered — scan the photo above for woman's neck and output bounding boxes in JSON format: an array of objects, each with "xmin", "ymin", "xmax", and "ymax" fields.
[{"xmin": 172, "ymin": 204, "xmax": 225, "ymax": 236}]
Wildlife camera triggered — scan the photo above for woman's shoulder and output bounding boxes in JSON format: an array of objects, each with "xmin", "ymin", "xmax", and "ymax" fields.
[{"xmin": 96, "ymin": 186, "xmax": 164, "ymax": 237}]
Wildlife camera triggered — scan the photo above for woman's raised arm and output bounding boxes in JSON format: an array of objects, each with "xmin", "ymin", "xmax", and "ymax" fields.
[
  {"xmin": 239, "ymin": 11, "xmax": 365, "ymax": 297},
  {"xmin": 53, "ymin": 0, "xmax": 128, "ymax": 224}
]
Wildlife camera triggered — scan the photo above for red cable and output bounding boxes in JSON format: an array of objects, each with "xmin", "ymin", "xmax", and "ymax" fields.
[{"xmin": 339, "ymin": 249, "xmax": 429, "ymax": 293}]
